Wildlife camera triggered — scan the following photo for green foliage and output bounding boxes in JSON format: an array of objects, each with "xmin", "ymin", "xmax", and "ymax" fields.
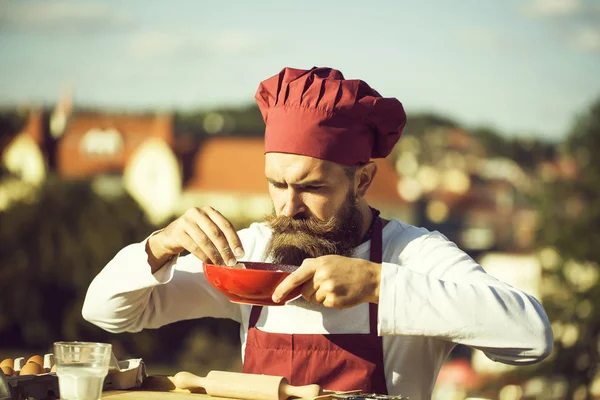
[
  {"xmin": 537, "ymin": 98, "xmax": 600, "ymax": 260},
  {"xmin": 0, "ymin": 109, "xmax": 28, "ymax": 139},
  {"xmin": 402, "ymin": 112, "xmax": 459, "ymax": 138},
  {"xmin": 0, "ymin": 177, "xmax": 156, "ymax": 345},
  {"xmin": 176, "ymin": 319, "xmax": 242, "ymax": 375},
  {"xmin": 532, "ymin": 97, "xmax": 600, "ymax": 395},
  {"xmin": 472, "ymin": 127, "xmax": 556, "ymax": 169},
  {"xmin": 0, "ymin": 177, "xmax": 243, "ymax": 372},
  {"xmin": 174, "ymin": 104, "xmax": 265, "ymax": 136}
]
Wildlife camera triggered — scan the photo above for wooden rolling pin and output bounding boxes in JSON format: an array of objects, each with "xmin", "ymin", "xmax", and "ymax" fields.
[{"xmin": 173, "ymin": 371, "xmax": 322, "ymax": 400}]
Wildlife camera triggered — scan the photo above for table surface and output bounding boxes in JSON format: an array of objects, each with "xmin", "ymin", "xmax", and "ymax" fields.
[
  {"xmin": 103, "ymin": 391, "xmax": 232, "ymax": 399},
  {"xmin": 101, "ymin": 375, "xmax": 361, "ymax": 399}
]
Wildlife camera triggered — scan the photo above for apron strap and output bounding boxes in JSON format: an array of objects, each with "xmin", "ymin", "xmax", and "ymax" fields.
[
  {"xmin": 368, "ymin": 212, "xmax": 383, "ymax": 335},
  {"xmin": 249, "ymin": 304, "xmax": 262, "ymax": 328}
]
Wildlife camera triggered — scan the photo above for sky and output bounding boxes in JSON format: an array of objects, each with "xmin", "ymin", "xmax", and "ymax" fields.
[{"xmin": 0, "ymin": 0, "xmax": 599, "ymax": 141}]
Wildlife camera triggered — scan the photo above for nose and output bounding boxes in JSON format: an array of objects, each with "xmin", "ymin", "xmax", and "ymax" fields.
[{"xmin": 281, "ymin": 188, "xmax": 306, "ymax": 218}]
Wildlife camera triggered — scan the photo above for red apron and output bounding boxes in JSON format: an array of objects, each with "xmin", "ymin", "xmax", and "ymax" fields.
[{"xmin": 243, "ymin": 214, "xmax": 388, "ymax": 394}]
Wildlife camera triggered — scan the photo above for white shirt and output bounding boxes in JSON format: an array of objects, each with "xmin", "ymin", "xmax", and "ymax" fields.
[{"xmin": 82, "ymin": 219, "xmax": 553, "ymax": 399}]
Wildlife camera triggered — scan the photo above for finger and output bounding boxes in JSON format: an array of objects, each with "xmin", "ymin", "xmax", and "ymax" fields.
[
  {"xmin": 322, "ymin": 293, "xmax": 341, "ymax": 309},
  {"xmin": 179, "ymin": 232, "xmax": 213, "ymax": 264},
  {"xmin": 192, "ymin": 209, "xmax": 237, "ymax": 266},
  {"xmin": 301, "ymin": 280, "xmax": 318, "ymax": 301},
  {"xmin": 272, "ymin": 263, "xmax": 316, "ymax": 303},
  {"xmin": 183, "ymin": 222, "xmax": 225, "ymax": 265},
  {"xmin": 202, "ymin": 207, "xmax": 245, "ymax": 259},
  {"xmin": 309, "ymin": 288, "xmax": 327, "ymax": 305}
]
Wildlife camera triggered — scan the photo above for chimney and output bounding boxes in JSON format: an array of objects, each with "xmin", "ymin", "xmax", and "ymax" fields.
[
  {"xmin": 50, "ymin": 87, "xmax": 73, "ymax": 139},
  {"xmin": 23, "ymin": 109, "xmax": 44, "ymax": 144}
]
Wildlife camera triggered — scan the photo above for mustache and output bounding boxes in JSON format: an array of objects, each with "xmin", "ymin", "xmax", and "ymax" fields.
[
  {"xmin": 264, "ymin": 214, "xmax": 342, "ymax": 238},
  {"xmin": 264, "ymin": 198, "xmax": 362, "ymax": 266}
]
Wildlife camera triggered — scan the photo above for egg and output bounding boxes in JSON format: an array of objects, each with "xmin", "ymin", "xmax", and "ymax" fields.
[
  {"xmin": 26, "ymin": 355, "xmax": 43, "ymax": 366},
  {"xmin": 1, "ymin": 366, "xmax": 14, "ymax": 376},
  {"xmin": 0, "ymin": 358, "xmax": 13, "ymax": 368},
  {"xmin": 19, "ymin": 362, "xmax": 44, "ymax": 375}
]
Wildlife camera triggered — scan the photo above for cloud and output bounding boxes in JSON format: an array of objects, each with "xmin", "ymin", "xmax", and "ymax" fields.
[
  {"xmin": 520, "ymin": 0, "xmax": 600, "ymax": 53},
  {"xmin": 127, "ymin": 29, "xmax": 269, "ymax": 59},
  {"xmin": 570, "ymin": 27, "xmax": 600, "ymax": 52},
  {"xmin": 453, "ymin": 27, "xmax": 535, "ymax": 56},
  {"xmin": 128, "ymin": 31, "xmax": 198, "ymax": 58},
  {"xmin": 455, "ymin": 27, "xmax": 502, "ymax": 47},
  {"xmin": 0, "ymin": 1, "xmax": 135, "ymax": 33},
  {"xmin": 522, "ymin": 0, "xmax": 582, "ymax": 17},
  {"xmin": 207, "ymin": 30, "xmax": 264, "ymax": 55}
]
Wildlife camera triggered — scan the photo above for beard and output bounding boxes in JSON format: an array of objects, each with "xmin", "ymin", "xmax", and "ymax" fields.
[{"xmin": 264, "ymin": 190, "xmax": 364, "ymax": 266}]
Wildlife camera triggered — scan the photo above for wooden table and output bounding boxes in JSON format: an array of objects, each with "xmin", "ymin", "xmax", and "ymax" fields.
[
  {"xmin": 103, "ymin": 391, "xmax": 232, "ymax": 399},
  {"xmin": 101, "ymin": 375, "xmax": 359, "ymax": 399}
]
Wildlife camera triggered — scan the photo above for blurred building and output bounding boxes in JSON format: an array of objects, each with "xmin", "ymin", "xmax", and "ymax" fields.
[
  {"xmin": 2, "ymin": 104, "xmax": 555, "ymax": 246},
  {"xmin": 179, "ymin": 137, "xmax": 270, "ymax": 221},
  {"xmin": 0, "ymin": 109, "xmax": 47, "ymax": 210},
  {"xmin": 394, "ymin": 126, "xmax": 540, "ymax": 254},
  {"xmin": 179, "ymin": 136, "xmax": 414, "ymax": 223},
  {"xmin": 0, "ymin": 104, "xmax": 414, "ymax": 224},
  {"xmin": 55, "ymin": 111, "xmax": 181, "ymax": 223}
]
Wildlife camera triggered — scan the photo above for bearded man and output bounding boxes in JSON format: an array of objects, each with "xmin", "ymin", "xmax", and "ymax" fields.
[{"xmin": 82, "ymin": 67, "xmax": 552, "ymax": 399}]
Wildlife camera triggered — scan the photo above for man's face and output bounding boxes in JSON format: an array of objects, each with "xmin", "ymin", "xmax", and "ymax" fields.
[{"xmin": 264, "ymin": 153, "xmax": 364, "ymax": 265}]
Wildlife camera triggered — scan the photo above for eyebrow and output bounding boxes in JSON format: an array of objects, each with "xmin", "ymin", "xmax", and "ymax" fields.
[{"xmin": 266, "ymin": 177, "xmax": 327, "ymax": 187}]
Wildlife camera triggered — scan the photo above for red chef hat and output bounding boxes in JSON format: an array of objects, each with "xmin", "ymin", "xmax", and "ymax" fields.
[{"xmin": 256, "ymin": 67, "xmax": 406, "ymax": 166}]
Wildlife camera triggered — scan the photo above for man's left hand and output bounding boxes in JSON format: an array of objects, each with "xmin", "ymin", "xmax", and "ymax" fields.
[{"xmin": 272, "ymin": 255, "xmax": 382, "ymax": 309}]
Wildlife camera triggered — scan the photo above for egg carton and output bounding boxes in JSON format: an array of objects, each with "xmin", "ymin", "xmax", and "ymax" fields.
[
  {"xmin": 0, "ymin": 352, "xmax": 146, "ymax": 400},
  {"xmin": 0, "ymin": 354, "xmax": 59, "ymax": 400},
  {"xmin": 104, "ymin": 352, "xmax": 147, "ymax": 390}
]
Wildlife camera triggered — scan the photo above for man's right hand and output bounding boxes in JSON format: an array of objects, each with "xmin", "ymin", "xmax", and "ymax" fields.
[{"xmin": 146, "ymin": 206, "xmax": 245, "ymax": 273}]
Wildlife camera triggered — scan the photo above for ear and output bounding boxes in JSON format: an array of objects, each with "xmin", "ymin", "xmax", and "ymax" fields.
[{"xmin": 355, "ymin": 162, "xmax": 377, "ymax": 199}]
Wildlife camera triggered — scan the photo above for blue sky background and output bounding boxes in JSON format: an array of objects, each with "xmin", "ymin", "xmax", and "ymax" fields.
[{"xmin": 1, "ymin": 0, "xmax": 599, "ymax": 140}]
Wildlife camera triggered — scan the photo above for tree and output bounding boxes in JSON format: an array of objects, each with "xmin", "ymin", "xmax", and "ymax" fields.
[
  {"xmin": 0, "ymin": 109, "xmax": 29, "ymax": 169},
  {"xmin": 0, "ymin": 177, "xmax": 157, "ymax": 346},
  {"xmin": 0, "ymin": 109, "xmax": 27, "ymax": 140},
  {"xmin": 174, "ymin": 104, "xmax": 265, "ymax": 137},
  {"xmin": 0, "ymin": 177, "xmax": 244, "ymax": 374},
  {"xmin": 533, "ymin": 96, "xmax": 600, "ymax": 397},
  {"xmin": 402, "ymin": 112, "xmax": 458, "ymax": 138},
  {"xmin": 472, "ymin": 127, "xmax": 556, "ymax": 169}
]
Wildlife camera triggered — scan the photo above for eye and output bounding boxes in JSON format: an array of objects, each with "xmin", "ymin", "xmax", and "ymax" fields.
[
  {"xmin": 303, "ymin": 185, "xmax": 322, "ymax": 191},
  {"xmin": 270, "ymin": 181, "xmax": 287, "ymax": 189}
]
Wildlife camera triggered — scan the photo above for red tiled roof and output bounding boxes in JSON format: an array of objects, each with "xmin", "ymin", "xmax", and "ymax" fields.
[
  {"xmin": 57, "ymin": 113, "xmax": 173, "ymax": 178},
  {"xmin": 186, "ymin": 137, "xmax": 407, "ymax": 207},
  {"xmin": 366, "ymin": 159, "xmax": 407, "ymax": 206},
  {"xmin": 186, "ymin": 137, "xmax": 267, "ymax": 194},
  {"xmin": 23, "ymin": 109, "xmax": 45, "ymax": 145}
]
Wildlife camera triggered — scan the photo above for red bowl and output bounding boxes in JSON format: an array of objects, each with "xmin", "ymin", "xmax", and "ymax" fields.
[{"xmin": 203, "ymin": 262, "xmax": 302, "ymax": 306}]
